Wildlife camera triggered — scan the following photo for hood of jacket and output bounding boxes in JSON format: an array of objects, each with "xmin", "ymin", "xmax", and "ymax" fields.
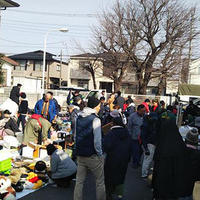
[{"xmin": 79, "ymin": 107, "xmax": 96, "ymax": 118}]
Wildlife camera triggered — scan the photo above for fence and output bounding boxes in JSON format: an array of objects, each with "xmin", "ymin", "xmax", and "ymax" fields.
[{"xmin": 0, "ymin": 87, "xmax": 176, "ymax": 109}]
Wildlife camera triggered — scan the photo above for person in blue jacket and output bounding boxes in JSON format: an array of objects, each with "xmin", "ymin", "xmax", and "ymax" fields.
[{"xmin": 34, "ymin": 93, "xmax": 56, "ymax": 123}]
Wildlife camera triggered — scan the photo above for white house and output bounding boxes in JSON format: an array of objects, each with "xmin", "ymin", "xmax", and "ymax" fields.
[
  {"xmin": 1, "ymin": 56, "xmax": 19, "ymax": 87},
  {"xmin": 188, "ymin": 58, "xmax": 200, "ymax": 85}
]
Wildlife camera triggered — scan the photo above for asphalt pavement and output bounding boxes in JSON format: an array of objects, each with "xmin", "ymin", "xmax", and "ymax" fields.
[{"xmin": 19, "ymin": 165, "xmax": 153, "ymax": 200}]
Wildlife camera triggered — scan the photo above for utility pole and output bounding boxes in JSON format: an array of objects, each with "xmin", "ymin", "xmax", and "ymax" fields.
[
  {"xmin": 59, "ymin": 49, "xmax": 63, "ymax": 88},
  {"xmin": 187, "ymin": 8, "xmax": 195, "ymax": 84}
]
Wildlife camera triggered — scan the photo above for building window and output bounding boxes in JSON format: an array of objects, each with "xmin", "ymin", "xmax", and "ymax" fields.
[
  {"xmin": 79, "ymin": 61, "xmax": 90, "ymax": 70},
  {"xmin": 15, "ymin": 60, "xmax": 27, "ymax": 71},
  {"xmin": 99, "ymin": 82, "xmax": 113, "ymax": 93},
  {"xmin": 56, "ymin": 64, "xmax": 61, "ymax": 71},
  {"xmin": 78, "ymin": 80, "xmax": 89, "ymax": 89},
  {"xmin": 34, "ymin": 61, "xmax": 43, "ymax": 71}
]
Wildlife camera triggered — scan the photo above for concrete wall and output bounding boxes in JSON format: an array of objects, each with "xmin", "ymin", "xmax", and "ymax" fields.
[{"xmin": 0, "ymin": 87, "xmax": 175, "ymax": 110}]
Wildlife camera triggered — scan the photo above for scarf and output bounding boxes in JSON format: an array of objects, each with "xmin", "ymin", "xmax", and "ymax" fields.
[{"xmin": 41, "ymin": 101, "xmax": 49, "ymax": 118}]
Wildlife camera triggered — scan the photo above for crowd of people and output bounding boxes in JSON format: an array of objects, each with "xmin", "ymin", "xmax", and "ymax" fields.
[{"xmin": 1, "ymin": 84, "xmax": 200, "ymax": 200}]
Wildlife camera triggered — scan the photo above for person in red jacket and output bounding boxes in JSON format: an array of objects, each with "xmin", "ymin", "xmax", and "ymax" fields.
[{"xmin": 142, "ymin": 99, "xmax": 151, "ymax": 114}]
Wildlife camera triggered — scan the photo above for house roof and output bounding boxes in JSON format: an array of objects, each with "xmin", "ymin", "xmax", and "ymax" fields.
[
  {"xmin": 0, "ymin": 0, "xmax": 20, "ymax": 8},
  {"xmin": 9, "ymin": 50, "xmax": 56, "ymax": 61},
  {"xmin": 1, "ymin": 56, "xmax": 19, "ymax": 66},
  {"xmin": 71, "ymin": 53, "xmax": 97, "ymax": 58},
  {"xmin": 70, "ymin": 52, "xmax": 128, "ymax": 61}
]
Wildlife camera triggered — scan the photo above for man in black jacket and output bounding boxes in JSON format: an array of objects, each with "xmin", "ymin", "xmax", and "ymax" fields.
[
  {"xmin": 17, "ymin": 92, "xmax": 28, "ymax": 132},
  {"xmin": 10, "ymin": 83, "xmax": 22, "ymax": 105}
]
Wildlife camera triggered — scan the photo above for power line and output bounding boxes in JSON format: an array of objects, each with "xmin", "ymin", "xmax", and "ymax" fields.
[
  {"xmin": 4, "ymin": 19, "xmax": 91, "ymax": 29},
  {"xmin": 0, "ymin": 37, "xmax": 63, "ymax": 45},
  {"xmin": 2, "ymin": 22, "xmax": 91, "ymax": 33},
  {"xmin": 2, "ymin": 20, "xmax": 91, "ymax": 31},
  {"xmin": 6, "ymin": 9, "xmax": 99, "ymax": 18},
  {"xmin": 2, "ymin": 26, "xmax": 91, "ymax": 38}
]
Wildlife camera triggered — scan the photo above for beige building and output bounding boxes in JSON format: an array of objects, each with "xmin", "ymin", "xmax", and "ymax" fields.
[
  {"xmin": 9, "ymin": 50, "xmax": 68, "ymax": 90},
  {"xmin": 68, "ymin": 53, "xmax": 180, "ymax": 95},
  {"xmin": 188, "ymin": 58, "xmax": 200, "ymax": 85},
  {"xmin": 68, "ymin": 53, "xmax": 114, "ymax": 92},
  {"xmin": 68, "ymin": 53, "xmax": 138, "ymax": 93}
]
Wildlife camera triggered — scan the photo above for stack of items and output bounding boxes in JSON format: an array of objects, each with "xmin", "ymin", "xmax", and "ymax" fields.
[
  {"xmin": 0, "ymin": 160, "xmax": 49, "ymax": 200},
  {"xmin": 0, "ymin": 140, "xmax": 51, "ymax": 199}
]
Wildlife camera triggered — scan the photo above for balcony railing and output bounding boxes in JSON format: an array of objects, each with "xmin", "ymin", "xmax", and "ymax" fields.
[{"xmin": 70, "ymin": 69, "xmax": 91, "ymax": 80}]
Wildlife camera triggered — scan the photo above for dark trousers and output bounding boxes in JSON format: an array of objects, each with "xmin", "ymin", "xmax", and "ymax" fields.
[
  {"xmin": 17, "ymin": 114, "xmax": 26, "ymax": 132},
  {"xmin": 131, "ymin": 139, "xmax": 142, "ymax": 167},
  {"xmin": 49, "ymin": 173, "xmax": 76, "ymax": 188}
]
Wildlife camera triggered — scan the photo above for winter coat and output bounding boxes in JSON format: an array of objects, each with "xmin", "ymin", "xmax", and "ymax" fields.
[
  {"xmin": 70, "ymin": 106, "xmax": 80, "ymax": 133},
  {"xmin": 114, "ymin": 96, "xmax": 125, "ymax": 110},
  {"xmin": 34, "ymin": 99, "xmax": 56, "ymax": 122},
  {"xmin": 104, "ymin": 126, "xmax": 131, "ymax": 186},
  {"xmin": 141, "ymin": 112, "xmax": 158, "ymax": 149},
  {"xmin": 10, "ymin": 86, "xmax": 20, "ymax": 105},
  {"xmin": 153, "ymin": 120, "xmax": 197, "ymax": 199},
  {"xmin": 51, "ymin": 149, "xmax": 77, "ymax": 179},
  {"xmin": 18, "ymin": 100, "xmax": 28, "ymax": 114},
  {"xmin": 124, "ymin": 103, "xmax": 135, "ymax": 118},
  {"xmin": 52, "ymin": 98, "xmax": 60, "ymax": 115},
  {"xmin": 75, "ymin": 107, "xmax": 103, "ymax": 156},
  {"xmin": 23, "ymin": 117, "xmax": 51, "ymax": 145}
]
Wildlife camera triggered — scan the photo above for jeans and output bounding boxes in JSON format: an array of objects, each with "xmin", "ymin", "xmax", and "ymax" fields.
[
  {"xmin": 74, "ymin": 155, "xmax": 106, "ymax": 200},
  {"xmin": 142, "ymin": 144, "xmax": 155, "ymax": 177},
  {"xmin": 131, "ymin": 139, "xmax": 142, "ymax": 167},
  {"xmin": 17, "ymin": 114, "xmax": 26, "ymax": 132}
]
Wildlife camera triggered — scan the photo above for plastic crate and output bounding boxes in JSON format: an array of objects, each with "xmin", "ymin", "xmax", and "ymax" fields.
[{"xmin": 0, "ymin": 158, "xmax": 11, "ymax": 173}]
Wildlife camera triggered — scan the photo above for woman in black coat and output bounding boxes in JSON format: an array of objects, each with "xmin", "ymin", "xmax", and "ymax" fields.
[
  {"xmin": 104, "ymin": 116, "xmax": 131, "ymax": 200},
  {"xmin": 152, "ymin": 119, "xmax": 195, "ymax": 200}
]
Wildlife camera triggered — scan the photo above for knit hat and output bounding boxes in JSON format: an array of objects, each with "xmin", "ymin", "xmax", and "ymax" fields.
[
  {"xmin": 87, "ymin": 96, "xmax": 100, "ymax": 109},
  {"xmin": 34, "ymin": 161, "xmax": 47, "ymax": 173},
  {"xmin": 185, "ymin": 128, "xmax": 199, "ymax": 146}
]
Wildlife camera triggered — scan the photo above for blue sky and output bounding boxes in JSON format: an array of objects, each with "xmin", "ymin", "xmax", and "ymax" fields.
[{"xmin": 0, "ymin": 0, "xmax": 199, "ymax": 60}]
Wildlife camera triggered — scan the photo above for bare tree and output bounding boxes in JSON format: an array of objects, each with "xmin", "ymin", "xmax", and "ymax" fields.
[
  {"xmin": 92, "ymin": 0, "xmax": 199, "ymax": 94},
  {"xmin": 78, "ymin": 54, "xmax": 103, "ymax": 90}
]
